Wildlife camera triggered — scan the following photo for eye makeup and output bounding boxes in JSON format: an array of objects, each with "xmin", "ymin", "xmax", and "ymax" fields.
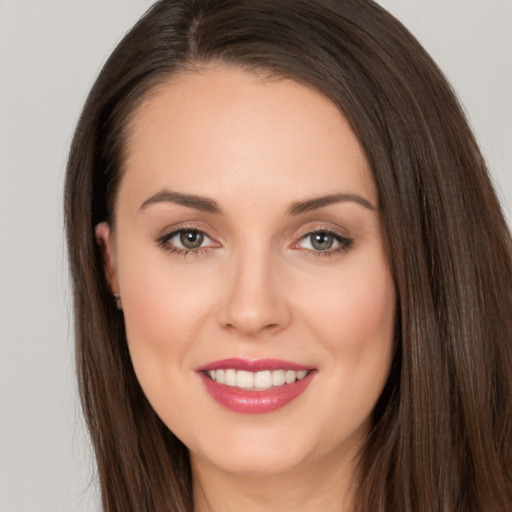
[
  {"xmin": 155, "ymin": 224, "xmax": 354, "ymax": 259},
  {"xmin": 156, "ymin": 225, "xmax": 219, "ymax": 257},
  {"xmin": 293, "ymin": 229, "xmax": 353, "ymax": 257}
]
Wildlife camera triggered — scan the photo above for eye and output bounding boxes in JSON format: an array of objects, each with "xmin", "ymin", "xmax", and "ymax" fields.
[
  {"xmin": 176, "ymin": 229, "xmax": 206, "ymax": 249},
  {"xmin": 295, "ymin": 230, "xmax": 353, "ymax": 254},
  {"xmin": 157, "ymin": 228, "xmax": 216, "ymax": 253},
  {"xmin": 305, "ymin": 232, "xmax": 336, "ymax": 251}
]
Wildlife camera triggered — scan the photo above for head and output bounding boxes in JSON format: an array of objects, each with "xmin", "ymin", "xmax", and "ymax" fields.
[{"xmin": 65, "ymin": 1, "xmax": 512, "ymax": 511}]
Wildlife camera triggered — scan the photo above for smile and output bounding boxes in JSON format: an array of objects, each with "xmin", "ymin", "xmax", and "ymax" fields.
[
  {"xmin": 206, "ymin": 369, "xmax": 309, "ymax": 390},
  {"xmin": 197, "ymin": 359, "xmax": 316, "ymax": 413}
]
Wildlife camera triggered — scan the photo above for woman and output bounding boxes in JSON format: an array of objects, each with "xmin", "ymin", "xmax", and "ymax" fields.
[{"xmin": 64, "ymin": 0, "xmax": 512, "ymax": 510}]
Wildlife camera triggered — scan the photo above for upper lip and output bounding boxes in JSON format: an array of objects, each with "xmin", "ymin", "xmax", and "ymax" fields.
[{"xmin": 196, "ymin": 358, "xmax": 313, "ymax": 372}]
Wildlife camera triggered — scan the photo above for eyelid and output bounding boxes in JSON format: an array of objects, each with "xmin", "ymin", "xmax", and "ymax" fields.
[
  {"xmin": 156, "ymin": 224, "xmax": 221, "ymax": 253},
  {"xmin": 170, "ymin": 229, "xmax": 212, "ymax": 247},
  {"xmin": 155, "ymin": 222, "xmax": 353, "ymax": 257},
  {"xmin": 291, "ymin": 226, "xmax": 353, "ymax": 255},
  {"xmin": 292, "ymin": 222, "xmax": 350, "ymax": 242}
]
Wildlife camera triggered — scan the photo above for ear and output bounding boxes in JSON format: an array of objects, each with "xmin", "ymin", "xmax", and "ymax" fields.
[{"xmin": 95, "ymin": 222, "xmax": 118, "ymax": 295}]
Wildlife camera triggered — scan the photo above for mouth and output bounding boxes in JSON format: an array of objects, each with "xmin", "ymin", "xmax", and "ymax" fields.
[
  {"xmin": 204, "ymin": 368, "xmax": 310, "ymax": 390},
  {"xmin": 197, "ymin": 358, "xmax": 316, "ymax": 413}
]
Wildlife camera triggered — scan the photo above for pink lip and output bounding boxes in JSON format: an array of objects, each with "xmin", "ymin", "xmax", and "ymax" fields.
[
  {"xmin": 196, "ymin": 358, "xmax": 310, "ymax": 372},
  {"xmin": 197, "ymin": 359, "xmax": 316, "ymax": 414}
]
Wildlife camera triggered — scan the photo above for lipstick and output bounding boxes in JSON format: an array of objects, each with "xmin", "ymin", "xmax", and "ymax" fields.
[{"xmin": 197, "ymin": 358, "xmax": 315, "ymax": 413}]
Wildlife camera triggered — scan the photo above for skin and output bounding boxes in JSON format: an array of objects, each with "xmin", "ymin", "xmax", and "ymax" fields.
[{"xmin": 97, "ymin": 67, "xmax": 396, "ymax": 511}]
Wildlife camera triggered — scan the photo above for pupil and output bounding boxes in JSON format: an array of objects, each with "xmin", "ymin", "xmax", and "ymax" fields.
[
  {"xmin": 311, "ymin": 232, "xmax": 333, "ymax": 250},
  {"xmin": 180, "ymin": 230, "xmax": 204, "ymax": 249}
]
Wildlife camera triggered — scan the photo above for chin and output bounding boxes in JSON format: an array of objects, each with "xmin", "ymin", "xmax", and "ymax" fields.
[
  {"xmin": 197, "ymin": 445, "xmax": 310, "ymax": 477},
  {"xmin": 187, "ymin": 420, "xmax": 332, "ymax": 478}
]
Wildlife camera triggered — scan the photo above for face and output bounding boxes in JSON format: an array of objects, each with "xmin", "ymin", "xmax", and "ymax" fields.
[{"xmin": 97, "ymin": 67, "xmax": 396, "ymax": 479}]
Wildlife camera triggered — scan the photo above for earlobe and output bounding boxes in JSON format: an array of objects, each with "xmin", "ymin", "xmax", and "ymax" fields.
[{"xmin": 95, "ymin": 222, "xmax": 119, "ymax": 299}]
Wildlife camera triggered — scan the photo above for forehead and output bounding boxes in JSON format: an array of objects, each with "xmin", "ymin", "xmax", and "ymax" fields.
[{"xmin": 119, "ymin": 66, "xmax": 377, "ymax": 211}]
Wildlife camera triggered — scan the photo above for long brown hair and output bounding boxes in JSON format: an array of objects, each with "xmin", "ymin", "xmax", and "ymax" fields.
[{"xmin": 65, "ymin": 1, "xmax": 512, "ymax": 510}]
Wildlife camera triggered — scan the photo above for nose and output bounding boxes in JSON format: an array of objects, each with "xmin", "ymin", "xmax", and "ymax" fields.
[{"xmin": 217, "ymin": 247, "xmax": 292, "ymax": 337}]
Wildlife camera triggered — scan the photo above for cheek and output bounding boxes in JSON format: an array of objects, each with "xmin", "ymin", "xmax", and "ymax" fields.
[
  {"xmin": 303, "ymin": 257, "xmax": 396, "ymax": 352},
  {"xmin": 300, "ymin": 253, "xmax": 396, "ymax": 410},
  {"xmin": 302, "ymin": 257, "xmax": 395, "ymax": 428},
  {"xmin": 116, "ymin": 252, "xmax": 225, "ymax": 428},
  {"xmin": 117, "ymin": 249, "xmax": 218, "ymax": 377}
]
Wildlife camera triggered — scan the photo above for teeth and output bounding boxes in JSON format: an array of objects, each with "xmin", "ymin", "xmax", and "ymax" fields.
[
  {"xmin": 254, "ymin": 370, "xmax": 272, "ymax": 389},
  {"xmin": 285, "ymin": 370, "xmax": 296, "ymax": 384},
  {"xmin": 236, "ymin": 370, "xmax": 254, "ymax": 389},
  {"xmin": 225, "ymin": 369, "xmax": 237, "ymax": 387},
  {"xmin": 272, "ymin": 370, "xmax": 286, "ymax": 386},
  {"xmin": 206, "ymin": 369, "xmax": 309, "ymax": 390}
]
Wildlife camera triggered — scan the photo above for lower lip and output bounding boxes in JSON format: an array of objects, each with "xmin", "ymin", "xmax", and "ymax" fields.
[{"xmin": 199, "ymin": 371, "xmax": 315, "ymax": 414}]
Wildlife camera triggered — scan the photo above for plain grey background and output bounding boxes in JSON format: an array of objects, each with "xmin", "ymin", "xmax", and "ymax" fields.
[{"xmin": 1, "ymin": 1, "xmax": 511, "ymax": 511}]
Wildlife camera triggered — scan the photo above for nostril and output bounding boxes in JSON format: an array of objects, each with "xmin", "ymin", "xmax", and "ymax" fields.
[
  {"xmin": 222, "ymin": 321, "xmax": 279, "ymax": 335},
  {"xmin": 217, "ymin": 269, "xmax": 292, "ymax": 335}
]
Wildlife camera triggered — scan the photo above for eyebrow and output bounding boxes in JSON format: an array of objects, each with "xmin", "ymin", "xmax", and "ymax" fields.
[
  {"xmin": 139, "ymin": 189, "xmax": 375, "ymax": 215},
  {"xmin": 140, "ymin": 190, "xmax": 222, "ymax": 214},
  {"xmin": 286, "ymin": 193, "xmax": 376, "ymax": 215}
]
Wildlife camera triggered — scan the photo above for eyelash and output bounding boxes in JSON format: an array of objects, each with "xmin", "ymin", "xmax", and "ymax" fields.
[
  {"xmin": 156, "ymin": 226, "xmax": 214, "ymax": 257},
  {"xmin": 156, "ymin": 227, "xmax": 353, "ymax": 258},
  {"xmin": 294, "ymin": 229, "xmax": 353, "ymax": 257}
]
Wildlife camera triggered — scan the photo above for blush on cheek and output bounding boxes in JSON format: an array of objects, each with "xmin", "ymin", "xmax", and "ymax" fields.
[
  {"xmin": 317, "ymin": 275, "xmax": 394, "ymax": 349},
  {"xmin": 120, "ymin": 262, "xmax": 216, "ymax": 361},
  {"xmin": 123, "ymin": 280, "xmax": 170, "ymax": 341}
]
